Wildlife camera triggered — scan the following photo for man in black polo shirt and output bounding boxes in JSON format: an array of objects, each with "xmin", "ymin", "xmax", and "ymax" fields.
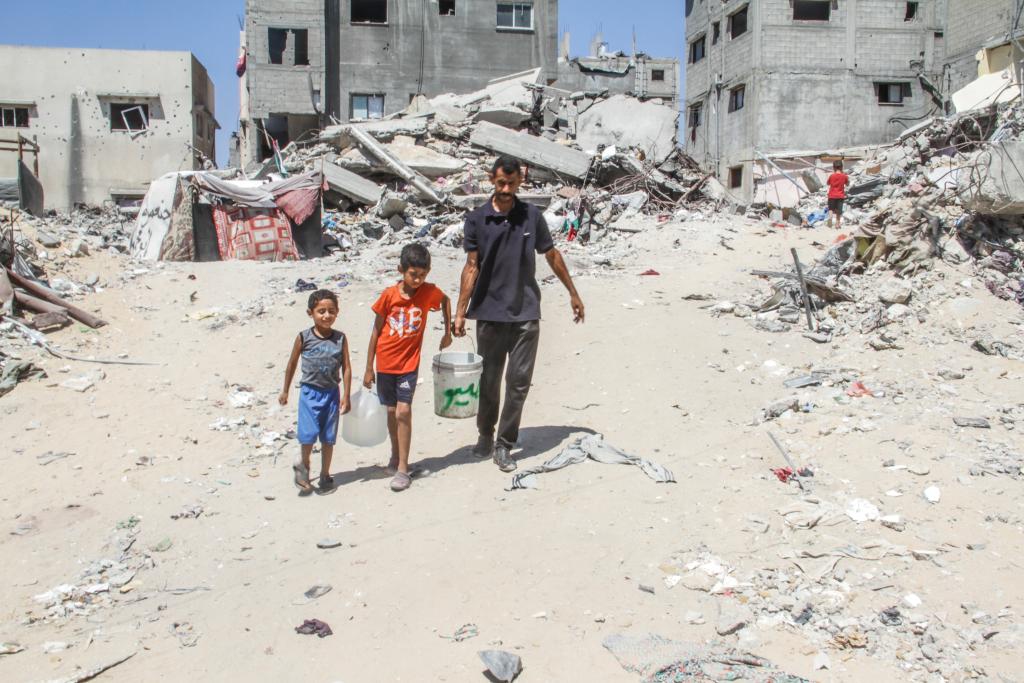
[{"xmin": 453, "ymin": 155, "xmax": 585, "ymax": 472}]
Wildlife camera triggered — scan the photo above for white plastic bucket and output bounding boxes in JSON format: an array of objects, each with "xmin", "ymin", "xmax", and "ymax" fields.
[
  {"xmin": 341, "ymin": 389, "xmax": 388, "ymax": 447},
  {"xmin": 432, "ymin": 351, "xmax": 483, "ymax": 419}
]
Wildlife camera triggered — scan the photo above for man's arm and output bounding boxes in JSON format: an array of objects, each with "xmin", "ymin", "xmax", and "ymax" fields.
[
  {"xmin": 545, "ymin": 248, "xmax": 585, "ymax": 323},
  {"xmin": 453, "ymin": 251, "xmax": 479, "ymax": 337}
]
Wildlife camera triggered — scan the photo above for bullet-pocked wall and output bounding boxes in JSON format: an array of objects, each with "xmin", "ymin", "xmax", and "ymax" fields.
[
  {"xmin": 684, "ymin": 0, "xmax": 946, "ymax": 200},
  {"xmin": 0, "ymin": 46, "xmax": 216, "ymax": 210}
]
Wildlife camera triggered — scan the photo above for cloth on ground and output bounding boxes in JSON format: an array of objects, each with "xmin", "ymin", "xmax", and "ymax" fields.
[
  {"xmin": 603, "ymin": 633, "xmax": 811, "ymax": 683},
  {"xmin": 0, "ymin": 360, "xmax": 46, "ymax": 398},
  {"xmin": 509, "ymin": 433, "xmax": 675, "ymax": 490},
  {"xmin": 294, "ymin": 619, "xmax": 333, "ymax": 638},
  {"xmin": 212, "ymin": 206, "xmax": 299, "ymax": 261}
]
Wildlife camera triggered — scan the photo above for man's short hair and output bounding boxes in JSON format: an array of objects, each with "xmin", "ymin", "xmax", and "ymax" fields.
[
  {"xmin": 307, "ymin": 289, "xmax": 338, "ymax": 310},
  {"xmin": 400, "ymin": 242, "xmax": 431, "ymax": 271},
  {"xmin": 833, "ymin": 160, "xmax": 844, "ymax": 171},
  {"xmin": 491, "ymin": 155, "xmax": 522, "ymax": 177}
]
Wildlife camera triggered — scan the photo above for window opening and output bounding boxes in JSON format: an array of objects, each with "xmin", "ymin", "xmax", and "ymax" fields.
[
  {"xmin": 712, "ymin": 22, "xmax": 721, "ymax": 44},
  {"xmin": 352, "ymin": 0, "xmax": 388, "ymax": 24},
  {"xmin": 688, "ymin": 103, "xmax": 702, "ymax": 128},
  {"xmin": 268, "ymin": 28, "xmax": 286, "ymax": 64},
  {"xmin": 729, "ymin": 6, "xmax": 748, "ymax": 38},
  {"xmin": 0, "ymin": 106, "xmax": 29, "ymax": 128},
  {"xmin": 439, "ymin": 0, "xmax": 455, "ymax": 15},
  {"xmin": 110, "ymin": 103, "xmax": 149, "ymax": 132},
  {"xmin": 497, "ymin": 3, "xmax": 533, "ymax": 29},
  {"xmin": 905, "ymin": 2, "xmax": 918, "ymax": 20},
  {"xmin": 728, "ymin": 85, "xmax": 745, "ymax": 112},
  {"xmin": 351, "ymin": 93, "xmax": 385, "ymax": 119},
  {"xmin": 293, "ymin": 29, "xmax": 309, "ymax": 65},
  {"xmin": 689, "ymin": 35, "xmax": 706, "ymax": 63},
  {"xmin": 876, "ymin": 82, "xmax": 912, "ymax": 105},
  {"xmin": 652, "ymin": 69, "xmax": 666, "ymax": 82},
  {"xmin": 729, "ymin": 166, "xmax": 743, "ymax": 189},
  {"xmin": 793, "ymin": 1, "xmax": 831, "ymax": 21}
]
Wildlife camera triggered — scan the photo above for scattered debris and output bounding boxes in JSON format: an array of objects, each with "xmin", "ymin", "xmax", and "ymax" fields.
[
  {"xmin": 477, "ymin": 650, "xmax": 523, "ymax": 682},
  {"xmin": 294, "ymin": 619, "xmax": 333, "ymax": 638}
]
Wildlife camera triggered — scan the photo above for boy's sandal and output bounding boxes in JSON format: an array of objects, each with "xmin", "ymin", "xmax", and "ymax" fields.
[
  {"xmin": 293, "ymin": 462, "xmax": 313, "ymax": 494},
  {"xmin": 317, "ymin": 475, "xmax": 335, "ymax": 492},
  {"xmin": 389, "ymin": 472, "xmax": 412, "ymax": 492}
]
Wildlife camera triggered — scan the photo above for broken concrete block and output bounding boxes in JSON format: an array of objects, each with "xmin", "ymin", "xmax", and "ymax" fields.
[
  {"xmin": 959, "ymin": 143, "xmax": 1024, "ymax": 215},
  {"xmin": 388, "ymin": 214, "xmax": 407, "ymax": 232},
  {"xmin": 469, "ymin": 121, "xmax": 592, "ymax": 180},
  {"xmin": 878, "ymin": 282, "xmax": 912, "ymax": 305},
  {"xmin": 323, "ymin": 162, "xmax": 385, "ymax": 206},
  {"xmin": 361, "ymin": 222, "xmax": 385, "ymax": 240},
  {"xmin": 384, "ymin": 142, "xmax": 466, "ymax": 178},
  {"xmin": 68, "ymin": 239, "xmax": 89, "ymax": 257},
  {"xmin": 376, "ymin": 192, "xmax": 408, "ymax": 219},
  {"xmin": 576, "ymin": 95, "xmax": 679, "ymax": 164},
  {"xmin": 477, "ymin": 650, "xmax": 522, "ymax": 682},
  {"xmin": 473, "ymin": 106, "xmax": 531, "ymax": 129},
  {"xmin": 36, "ymin": 230, "xmax": 61, "ymax": 248}
]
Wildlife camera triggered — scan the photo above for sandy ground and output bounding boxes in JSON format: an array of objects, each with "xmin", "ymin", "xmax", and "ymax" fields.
[{"xmin": 2, "ymin": 214, "xmax": 1023, "ymax": 682}]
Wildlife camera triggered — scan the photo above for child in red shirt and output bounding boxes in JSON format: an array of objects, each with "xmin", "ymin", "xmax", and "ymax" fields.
[
  {"xmin": 363, "ymin": 243, "xmax": 452, "ymax": 491},
  {"xmin": 826, "ymin": 160, "xmax": 850, "ymax": 229}
]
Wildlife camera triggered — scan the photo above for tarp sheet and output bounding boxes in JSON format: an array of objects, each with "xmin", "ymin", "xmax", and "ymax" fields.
[{"xmin": 212, "ymin": 205, "xmax": 299, "ymax": 262}]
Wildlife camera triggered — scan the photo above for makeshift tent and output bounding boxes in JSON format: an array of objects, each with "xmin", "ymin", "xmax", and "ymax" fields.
[{"xmin": 129, "ymin": 170, "xmax": 324, "ymax": 262}]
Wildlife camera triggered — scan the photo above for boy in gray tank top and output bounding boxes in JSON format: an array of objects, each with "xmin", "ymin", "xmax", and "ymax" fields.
[{"xmin": 279, "ymin": 289, "xmax": 352, "ymax": 494}]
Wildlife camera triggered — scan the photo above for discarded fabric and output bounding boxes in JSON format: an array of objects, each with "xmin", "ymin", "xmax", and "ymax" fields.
[
  {"xmin": 295, "ymin": 619, "xmax": 333, "ymax": 638},
  {"xmin": 509, "ymin": 434, "xmax": 675, "ymax": 490}
]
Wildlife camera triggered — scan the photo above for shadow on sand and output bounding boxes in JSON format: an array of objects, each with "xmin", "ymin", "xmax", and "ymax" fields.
[{"xmin": 328, "ymin": 424, "xmax": 596, "ymax": 487}]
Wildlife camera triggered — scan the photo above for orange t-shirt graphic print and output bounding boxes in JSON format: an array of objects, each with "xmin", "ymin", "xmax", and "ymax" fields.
[{"xmin": 371, "ymin": 283, "xmax": 445, "ymax": 374}]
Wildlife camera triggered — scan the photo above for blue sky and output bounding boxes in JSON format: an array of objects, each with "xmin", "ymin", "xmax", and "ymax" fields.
[{"xmin": 0, "ymin": 0, "xmax": 684, "ymax": 165}]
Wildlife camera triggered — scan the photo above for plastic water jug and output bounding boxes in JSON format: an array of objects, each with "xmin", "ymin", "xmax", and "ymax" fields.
[{"xmin": 341, "ymin": 389, "xmax": 388, "ymax": 447}]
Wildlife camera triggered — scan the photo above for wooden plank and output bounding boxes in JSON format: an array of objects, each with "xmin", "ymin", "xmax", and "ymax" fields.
[
  {"xmin": 469, "ymin": 121, "xmax": 593, "ymax": 179},
  {"xmin": 322, "ymin": 162, "xmax": 384, "ymax": 206},
  {"xmin": 5, "ymin": 268, "xmax": 106, "ymax": 329}
]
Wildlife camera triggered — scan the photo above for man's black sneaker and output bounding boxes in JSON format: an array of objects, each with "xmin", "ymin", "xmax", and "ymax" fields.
[
  {"xmin": 474, "ymin": 434, "xmax": 494, "ymax": 458},
  {"xmin": 493, "ymin": 445, "xmax": 516, "ymax": 472}
]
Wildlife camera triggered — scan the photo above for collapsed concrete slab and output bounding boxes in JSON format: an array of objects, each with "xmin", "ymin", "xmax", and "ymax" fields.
[
  {"xmin": 576, "ymin": 95, "xmax": 679, "ymax": 164},
  {"xmin": 323, "ymin": 162, "xmax": 384, "ymax": 206},
  {"xmin": 469, "ymin": 121, "xmax": 592, "ymax": 180},
  {"xmin": 321, "ymin": 117, "xmax": 429, "ymax": 144},
  {"xmin": 347, "ymin": 126, "xmax": 444, "ymax": 205},
  {"xmin": 959, "ymin": 141, "xmax": 1024, "ymax": 214},
  {"xmin": 336, "ymin": 141, "xmax": 466, "ymax": 179},
  {"xmin": 473, "ymin": 106, "xmax": 532, "ymax": 129}
]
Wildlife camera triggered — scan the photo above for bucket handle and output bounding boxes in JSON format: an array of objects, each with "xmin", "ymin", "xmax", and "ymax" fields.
[{"xmin": 449, "ymin": 323, "xmax": 477, "ymax": 355}]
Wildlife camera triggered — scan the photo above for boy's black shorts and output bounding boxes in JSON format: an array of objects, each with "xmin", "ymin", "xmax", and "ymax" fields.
[
  {"xmin": 828, "ymin": 198, "xmax": 844, "ymax": 215},
  {"xmin": 376, "ymin": 371, "xmax": 418, "ymax": 406}
]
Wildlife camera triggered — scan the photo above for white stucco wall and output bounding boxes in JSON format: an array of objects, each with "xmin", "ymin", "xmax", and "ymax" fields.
[{"xmin": 0, "ymin": 46, "xmax": 216, "ymax": 209}]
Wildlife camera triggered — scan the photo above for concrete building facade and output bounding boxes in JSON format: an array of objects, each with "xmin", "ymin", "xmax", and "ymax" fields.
[
  {"xmin": 556, "ymin": 54, "xmax": 680, "ymax": 103},
  {"xmin": 0, "ymin": 46, "xmax": 216, "ymax": 210},
  {"xmin": 684, "ymin": 0, "xmax": 948, "ymax": 199},
  {"xmin": 242, "ymin": 0, "xmax": 558, "ymax": 165},
  {"xmin": 944, "ymin": 0, "xmax": 1019, "ymax": 92}
]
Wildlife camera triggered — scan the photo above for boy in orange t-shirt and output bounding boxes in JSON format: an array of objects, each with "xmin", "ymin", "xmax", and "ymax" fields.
[{"xmin": 363, "ymin": 243, "xmax": 452, "ymax": 491}]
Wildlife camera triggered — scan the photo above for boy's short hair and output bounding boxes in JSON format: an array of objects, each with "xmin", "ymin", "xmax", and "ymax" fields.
[
  {"xmin": 491, "ymin": 155, "xmax": 522, "ymax": 177},
  {"xmin": 307, "ymin": 289, "xmax": 338, "ymax": 310},
  {"xmin": 833, "ymin": 160, "xmax": 844, "ymax": 171},
  {"xmin": 400, "ymin": 242, "xmax": 431, "ymax": 271}
]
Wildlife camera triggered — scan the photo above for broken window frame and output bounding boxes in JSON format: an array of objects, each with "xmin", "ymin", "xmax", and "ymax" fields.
[
  {"xmin": 728, "ymin": 85, "xmax": 745, "ymax": 113},
  {"xmin": 268, "ymin": 28, "xmax": 309, "ymax": 66},
  {"xmin": 110, "ymin": 102, "xmax": 150, "ymax": 133},
  {"xmin": 0, "ymin": 106, "xmax": 30, "ymax": 128},
  {"xmin": 689, "ymin": 35, "xmax": 706, "ymax": 64},
  {"xmin": 712, "ymin": 22, "xmax": 721, "ymax": 45},
  {"xmin": 905, "ymin": 2, "xmax": 919, "ymax": 21},
  {"xmin": 350, "ymin": 93, "xmax": 385, "ymax": 120},
  {"xmin": 351, "ymin": 0, "xmax": 388, "ymax": 25},
  {"xmin": 728, "ymin": 6, "xmax": 749, "ymax": 39},
  {"xmin": 792, "ymin": 0, "xmax": 831, "ymax": 22},
  {"xmin": 729, "ymin": 166, "xmax": 743, "ymax": 189},
  {"xmin": 439, "ymin": 0, "xmax": 455, "ymax": 16},
  {"xmin": 652, "ymin": 69, "xmax": 666, "ymax": 82},
  {"xmin": 875, "ymin": 82, "xmax": 912, "ymax": 106},
  {"xmin": 496, "ymin": 2, "xmax": 534, "ymax": 30},
  {"xmin": 688, "ymin": 103, "xmax": 702, "ymax": 128}
]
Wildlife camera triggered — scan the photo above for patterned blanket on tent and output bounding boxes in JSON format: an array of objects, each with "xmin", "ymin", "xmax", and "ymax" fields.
[{"xmin": 212, "ymin": 206, "xmax": 299, "ymax": 261}]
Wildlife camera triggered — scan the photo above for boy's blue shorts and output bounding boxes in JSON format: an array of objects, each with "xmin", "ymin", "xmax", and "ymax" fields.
[{"xmin": 297, "ymin": 384, "xmax": 340, "ymax": 445}]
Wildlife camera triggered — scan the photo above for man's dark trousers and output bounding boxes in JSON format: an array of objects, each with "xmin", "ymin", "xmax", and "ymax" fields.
[{"xmin": 476, "ymin": 320, "xmax": 540, "ymax": 449}]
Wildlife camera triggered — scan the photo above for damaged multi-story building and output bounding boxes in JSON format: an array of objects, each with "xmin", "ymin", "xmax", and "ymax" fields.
[
  {"xmin": 0, "ymin": 45, "xmax": 217, "ymax": 211},
  {"xmin": 684, "ymin": 0, "xmax": 1023, "ymax": 201},
  {"xmin": 239, "ymin": 0, "xmax": 559, "ymax": 166}
]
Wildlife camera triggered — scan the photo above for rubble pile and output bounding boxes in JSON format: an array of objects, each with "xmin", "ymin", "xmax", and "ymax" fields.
[
  {"xmin": 724, "ymin": 100, "xmax": 1024, "ymax": 358},
  {"xmin": 258, "ymin": 72, "xmax": 708, "ymax": 256}
]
